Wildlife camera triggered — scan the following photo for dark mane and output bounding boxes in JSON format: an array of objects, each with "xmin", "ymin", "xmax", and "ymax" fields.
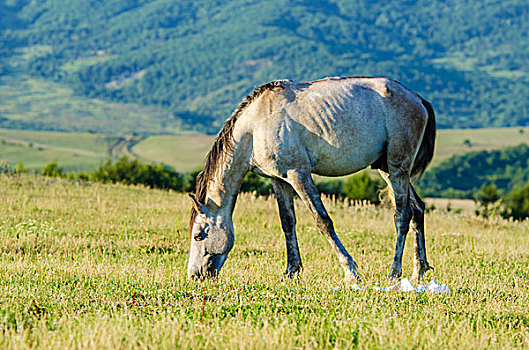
[{"xmin": 189, "ymin": 80, "xmax": 287, "ymax": 232}]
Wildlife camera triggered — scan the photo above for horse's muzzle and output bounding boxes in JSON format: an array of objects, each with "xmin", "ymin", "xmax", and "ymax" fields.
[{"xmin": 187, "ymin": 254, "xmax": 227, "ymax": 280}]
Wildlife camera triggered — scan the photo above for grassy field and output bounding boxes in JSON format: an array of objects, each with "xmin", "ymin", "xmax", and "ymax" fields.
[
  {"xmin": 0, "ymin": 129, "xmax": 117, "ymax": 172},
  {"xmin": 433, "ymin": 127, "xmax": 529, "ymax": 166},
  {"xmin": 0, "ymin": 174, "xmax": 527, "ymax": 348},
  {"xmin": 131, "ymin": 134, "xmax": 215, "ymax": 173}
]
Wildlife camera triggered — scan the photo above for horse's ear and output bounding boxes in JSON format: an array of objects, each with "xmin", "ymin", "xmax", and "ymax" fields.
[{"xmin": 189, "ymin": 194, "xmax": 211, "ymax": 216}]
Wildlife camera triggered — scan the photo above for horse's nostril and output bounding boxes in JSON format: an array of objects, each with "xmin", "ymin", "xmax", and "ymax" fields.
[{"xmin": 187, "ymin": 266, "xmax": 203, "ymax": 280}]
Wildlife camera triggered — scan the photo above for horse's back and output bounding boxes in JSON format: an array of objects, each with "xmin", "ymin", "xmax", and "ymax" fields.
[{"xmin": 245, "ymin": 77, "xmax": 428, "ymax": 177}]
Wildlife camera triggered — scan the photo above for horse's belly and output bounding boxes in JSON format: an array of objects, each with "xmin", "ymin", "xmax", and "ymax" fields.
[
  {"xmin": 309, "ymin": 146, "xmax": 383, "ymax": 176},
  {"xmin": 305, "ymin": 127, "xmax": 386, "ymax": 177}
]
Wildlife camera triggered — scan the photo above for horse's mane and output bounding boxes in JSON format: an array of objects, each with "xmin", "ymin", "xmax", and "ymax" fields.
[{"xmin": 189, "ymin": 80, "xmax": 287, "ymax": 232}]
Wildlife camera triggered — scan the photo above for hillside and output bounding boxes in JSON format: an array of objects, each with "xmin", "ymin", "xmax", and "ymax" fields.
[
  {"xmin": 1, "ymin": 0, "xmax": 529, "ymax": 133},
  {"xmin": 419, "ymin": 143, "xmax": 529, "ymax": 199}
]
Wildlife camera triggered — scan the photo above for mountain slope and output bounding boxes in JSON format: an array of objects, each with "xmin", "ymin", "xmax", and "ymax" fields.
[{"xmin": 1, "ymin": 0, "xmax": 528, "ymax": 133}]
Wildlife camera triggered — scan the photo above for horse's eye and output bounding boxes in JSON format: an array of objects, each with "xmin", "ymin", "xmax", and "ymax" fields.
[
  {"xmin": 194, "ymin": 226, "xmax": 210, "ymax": 241},
  {"xmin": 194, "ymin": 229, "xmax": 204, "ymax": 241}
]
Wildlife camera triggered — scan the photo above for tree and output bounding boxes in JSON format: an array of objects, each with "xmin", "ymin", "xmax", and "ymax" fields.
[
  {"xmin": 42, "ymin": 160, "xmax": 63, "ymax": 177},
  {"xmin": 502, "ymin": 183, "xmax": 529, "ymax": 220},
  {"xmin": 343, "ymin": 172, "xmax": 384, "ymax": 204},
  {"xmin": 475, "ymin": 182, "xmax": 501, "ymax": 217},
  {"xmin": 476, "ymin": 182, "xmax": 500, "ymax": 205},
  {"xmin": 184, "ymin": 168, "xmax": 202, "ymax": 193},
  {"xmin": 239, "ymin": 172, "xmax": 272, "ymax": 197},
  {"xmin": 316, "ymin": 180, "xmax": 344, "ymax": 198}
]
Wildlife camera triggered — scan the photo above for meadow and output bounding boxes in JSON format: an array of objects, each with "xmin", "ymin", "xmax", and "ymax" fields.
[
  {"xmin": 0, "ymin": 129, "xmax": 116, "ymax": 172},
  {"xmin": 0, "ymin": 174, "xmax": 528, "ymax": 348}
]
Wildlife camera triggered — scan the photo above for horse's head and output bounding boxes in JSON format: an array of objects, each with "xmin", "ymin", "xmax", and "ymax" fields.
[{"xmin": 187, "ymin": 194, "xmax": 234, "ymax": 280}]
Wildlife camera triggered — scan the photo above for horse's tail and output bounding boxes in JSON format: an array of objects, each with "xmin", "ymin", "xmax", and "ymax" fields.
[{"xmin": 411, "ymin": 97, "xmax": 436, "ymax": 180}]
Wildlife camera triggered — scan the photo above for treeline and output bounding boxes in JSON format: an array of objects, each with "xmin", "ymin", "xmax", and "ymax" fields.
[
  {"xmin": 2, "ymin": 156, "xmax": 385, "ymax": 203},
  {"xmin": 474, "ymin": 182, "xmax": 529, "ymax": 221},
  {"xmin": 3, "ymin": 155, "xmax": 528, "ymax": 220},
  {"xmin": 419, "ymin": 143, "xmax": 529, "ymax": 199},
  {"xmin": 418, "ymin": 143, "xmax": 529, "ymax": 220},
  {"xmin": 31, "ymin": 157, "xmax": 192, "ymax": 192},
  {"xmin": 2, "ymin": 157, "xmax": 295, "ymax": 195},
  {"xmin": 2, "ymin": 0, "xmax": 529, "ymax": 133}
]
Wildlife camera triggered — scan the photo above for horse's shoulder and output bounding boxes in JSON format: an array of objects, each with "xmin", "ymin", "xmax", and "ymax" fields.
[{"xmin": 250, "ymin": 80, "xmax": 309, "ymax": 108}]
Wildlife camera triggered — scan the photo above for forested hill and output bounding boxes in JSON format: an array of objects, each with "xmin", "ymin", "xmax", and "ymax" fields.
[
  {"xmin": 419, "ymin": 143, "xmax": 529, "ymax": 199},
  {"xmin": 1, "ymin": 0, "xmax": 529, "ymax": 133}
]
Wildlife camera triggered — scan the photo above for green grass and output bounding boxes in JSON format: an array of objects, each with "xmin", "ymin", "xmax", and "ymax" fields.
[
  {"xmin": 0, "ymin": 75, "xmax": 181, "ymax": 135},
  {"xmin": 0, "ymin": 128, "xmax": 114, "ymax": 154},
  {"xmin": 0, "ymin": 141, "xmax": 103, "ymax": 172},
  {"xmin": 131, "ymin": 134, "xmax": 215, "ymax": 172},
  {"xmin": 0, "ymin": 174, "xmax": 528, "ymax": 348}
]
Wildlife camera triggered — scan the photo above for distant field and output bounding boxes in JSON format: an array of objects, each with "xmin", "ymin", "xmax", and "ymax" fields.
[
  {"xmin": 434, "ymin": 127, "xmax": 529, "ymax": 166},
  {"xmin": 0, "ymin": 129, "xmax": 117, "ymax": 171},
  {"xmin": 2, "ymin": 126, "xmax": 528, "ymax": 173},
  {"xmin": 131, "ymin": 134, "xmax": 215, "ymax": 172},
  {"xmin": 0, "ymin": 129, "xmax": 113, "ymax": 154}
]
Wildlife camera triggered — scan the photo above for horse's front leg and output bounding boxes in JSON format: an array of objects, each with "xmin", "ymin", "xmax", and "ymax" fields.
[
  {"xmin": 410, "ymin": 184, "xmax": 434, "ymax": 282},
  {"xmin": 286, "ymin": 170, "xmax": 360, "ymax": 283},
  {"xmin": 271, "ymin": 178, "xmax": 302, "ymax": 279}
]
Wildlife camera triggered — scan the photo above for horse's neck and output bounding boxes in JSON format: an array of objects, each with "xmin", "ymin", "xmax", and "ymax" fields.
[{"xmin": 205, "ymin": 138, "xmax": 251, "ymax": 218}]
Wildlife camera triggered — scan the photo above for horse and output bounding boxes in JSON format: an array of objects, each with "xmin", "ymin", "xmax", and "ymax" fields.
[{"xmin": 187, "ymin": 76, "xmax": 435, "ymax": 283}]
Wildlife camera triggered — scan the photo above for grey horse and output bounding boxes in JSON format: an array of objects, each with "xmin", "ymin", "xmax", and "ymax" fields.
[{"xmin": 187, "ymin": 76, "xmax": 435, "ymax": 283}]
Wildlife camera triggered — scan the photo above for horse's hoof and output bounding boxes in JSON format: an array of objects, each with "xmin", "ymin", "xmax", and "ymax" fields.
[
  {"xmin": 387, "ymin": 265, "xmax": 403, "ymax": 280},
  {"xmin": 281, "ymin": 264, "xmax": 302, "ymax": 282},
  {"xmin": 344, "ymin": 269, "xmax": 361, "ymax": 284},
  {"xmin": 415, "ymin": 263, "xmax": 434, "ymax": 282}
]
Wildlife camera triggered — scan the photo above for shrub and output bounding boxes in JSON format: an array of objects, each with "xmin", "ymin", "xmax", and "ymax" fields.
[
  {"xmin": 91, "ymin": 157, "xmax": 184, "ymax": 191},
  {"xmin": 240, "ymin": 172, "xmax": 272, "ymax": 197},
  {"xmin": 42, "ymin": 160, "xmax": 63, "ymax": 177},
  {"xmin": 502, "ymin": 183, "xmax": 529, "ymax": 220},
  {"xmin": 0, "ymin": 160, "xmax": 9, "ymax": 174},
  {"xmin": 15, "ymin": 161, "xmax": 28, "ymax": 174},
  {"xmin": 184, "ymin": 168, "xmax": 202, "ymax": 193},
  {"xmin": 316, "ymin": 180, "xmax": 344, "ymax": 198},
  {"xmin": 474, "ymin": 182, "xmax": 501, "ymax": 217},
  {"xmin": 343, "ymin": 172, "xmax": 384, "ymax": 204}
]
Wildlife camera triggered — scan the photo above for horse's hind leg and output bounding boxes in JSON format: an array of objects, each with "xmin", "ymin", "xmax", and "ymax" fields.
[
  {"xmin": 271, "ymin": 178, "xmax": 302, "ymax": 279},
  {"xmin": 409, "ymin": 184, "xmax": 434, "ymax": 281},
  {"xmin": 379, "ymin": 169, "xmax": 412, "ymax": 279},
  {"xmin": 286, "ymin": 170, "xmax": 359, "ymax": 282}
]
